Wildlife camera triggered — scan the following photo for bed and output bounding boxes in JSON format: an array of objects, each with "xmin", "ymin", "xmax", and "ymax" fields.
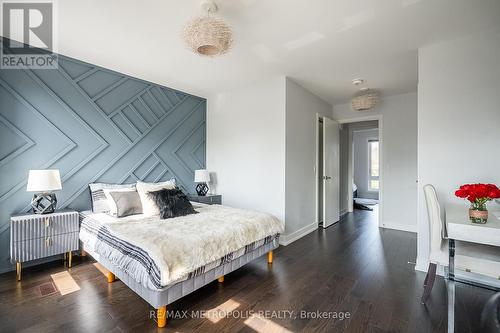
[{"xmin": 79, "ymin": 201, "xmax": 283, "ymax": 327}]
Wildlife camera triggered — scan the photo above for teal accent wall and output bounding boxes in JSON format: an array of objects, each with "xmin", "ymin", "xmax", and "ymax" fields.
[{"xmin": 0, "ymin": 38, "xmax": 206, "ymax": 273}]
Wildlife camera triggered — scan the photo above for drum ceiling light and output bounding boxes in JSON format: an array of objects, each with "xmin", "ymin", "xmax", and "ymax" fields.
[{"xmin": 182, "ymin": 0, "xmax": 233, "ymax": 57}]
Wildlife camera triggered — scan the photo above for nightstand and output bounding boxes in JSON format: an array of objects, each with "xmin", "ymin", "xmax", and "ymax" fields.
[
  {"xmin": 188, "ymin": 194, "xmax": 222, "ymax": 205},
  {"xmin": 10, "ymin": 210, "xmax": 79, "ymax": 281}
]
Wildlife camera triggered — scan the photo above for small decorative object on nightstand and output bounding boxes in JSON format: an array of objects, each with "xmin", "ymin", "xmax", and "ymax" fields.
[
  {"xmin": 10, "ymin": 210, "xmax": 79, "ymax": 281},
  {"xmin": 188, "ymin": 194, "xmax": 222, "ymax": 205},
  {"xmin": 26, "ymin": 169, "xmax": 62, "ymax": 214},
  {"xmin": 194, "ymin": 169, "xmax": 210, "ymax": 196}
]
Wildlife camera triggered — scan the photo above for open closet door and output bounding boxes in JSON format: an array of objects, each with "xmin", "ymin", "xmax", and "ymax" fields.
[{"xmin": 323, "ymin": 117, "xmax": 340, "ymax": 228}]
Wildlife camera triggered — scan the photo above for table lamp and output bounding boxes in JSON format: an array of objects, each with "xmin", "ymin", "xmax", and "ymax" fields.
[
  {"xmin": 26, "ymin": 169, "xmax": 62, "ymax": 214},
  {"xmin": 194, "ymin": 169, "xmax": 210, "ymax": 196}
]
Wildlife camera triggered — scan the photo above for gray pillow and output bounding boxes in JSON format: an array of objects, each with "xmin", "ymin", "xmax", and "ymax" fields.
[
  {"xmin": 108, "ymin": 191, "xmax": 143, "ymax": 217},
  {"xmin": 89, "ymin": 183, "xmax": 136, "ymax": 213}
]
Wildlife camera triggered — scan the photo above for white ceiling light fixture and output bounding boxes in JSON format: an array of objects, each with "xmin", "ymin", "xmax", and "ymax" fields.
[
  {"xmin": 351, "ymin": 79, "xmax": 379, "ymax": 111},
  {"xmin": 182, "ymin": 0, "xmax": 233, "ymax": 57},
  {"xmin": 351, "ymin": 78, "xmax": 365, "ymax": 86}
]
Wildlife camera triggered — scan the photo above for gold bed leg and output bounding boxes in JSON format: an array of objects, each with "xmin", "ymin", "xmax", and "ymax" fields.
[
  {"xmin": 81, "ymin": 249, "xmax": 87, "ymax": 257},
  {"xmin": 157, "ymin": 306, "xmax": 167, "ymax": 328},
  {"xmin": 268, "ymin": 250, "xmax": 273, "ymax": 264},
  {"xmin": 218, "ymin": 275, "xmax": 224, "ymax": 283},
  {"xmin": 16, "ymin": 262, "xmax": 21, "ymax": 281},
  {"xmin": 68, "ymin": 251, "xmax": 72, "ymax": 268},
  {"xmin": 107, "ymin": 272, "xmax": 116, "ymax": 283}
]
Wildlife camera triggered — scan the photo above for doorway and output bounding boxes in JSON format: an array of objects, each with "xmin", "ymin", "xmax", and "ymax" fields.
[
  {"xmin": 338, "ymin": 117, "xmax": 383, "ymax": 225},
  {"xmin": 315, "ymin": 114, "xmax": 340, "ymax": 228}
]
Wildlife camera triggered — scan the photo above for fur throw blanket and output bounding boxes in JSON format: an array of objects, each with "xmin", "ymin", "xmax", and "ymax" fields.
[{"xmin": 97, "ymin": 203, "xmax": 284, "ymax": 286}]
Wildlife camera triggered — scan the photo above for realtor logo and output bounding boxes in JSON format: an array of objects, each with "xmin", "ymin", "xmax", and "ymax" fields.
[{"xmin": 1, "ymin": 0, "xmax": 57, "ymax": 69}]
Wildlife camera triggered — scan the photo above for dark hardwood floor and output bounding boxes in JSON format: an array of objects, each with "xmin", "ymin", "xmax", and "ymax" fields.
[{"xmin": 0, "ymin": 209, "xmax": 494, "ymax": 332}]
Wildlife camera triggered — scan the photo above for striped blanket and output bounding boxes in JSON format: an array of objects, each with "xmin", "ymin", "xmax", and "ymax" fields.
[{"xmin": 79, "ymin": 203, "xmax": 282, "ymax": 290}]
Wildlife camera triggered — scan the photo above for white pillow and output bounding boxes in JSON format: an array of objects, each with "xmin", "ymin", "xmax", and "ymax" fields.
[
  {"xmin": 89, "ymin": 183, "xmax": 135, "ymax": 213},
  {"xmin": 103, "ymin": 188, "xmax": 137, "ymax": 217},
  {"xmin": 136, "ymin": 180, "xmax": 176, "ymax": 216}
]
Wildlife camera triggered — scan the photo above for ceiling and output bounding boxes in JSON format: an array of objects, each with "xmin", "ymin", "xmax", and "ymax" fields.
[{"xmin": 57, "ymin": 0, "xmax": 500, "ymax": 105}]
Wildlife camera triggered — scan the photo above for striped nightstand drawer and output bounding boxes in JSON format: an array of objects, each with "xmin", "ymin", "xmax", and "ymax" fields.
[
  {"xmin": 11, "ymin": 232, "xmax": 79, "ymax": 262},
  {"xmin": 10, "ymin": 210, "xmax": 80, "ymax": 280},
  {"xmin": 10, "ymin": 211, "xmax": 79, "ymax": 242}
]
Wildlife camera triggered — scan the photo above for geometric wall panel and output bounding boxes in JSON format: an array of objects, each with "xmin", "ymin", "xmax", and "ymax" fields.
[{"xmin": 0, "ymin": 37, "xmax": 206, "ymax": 273}]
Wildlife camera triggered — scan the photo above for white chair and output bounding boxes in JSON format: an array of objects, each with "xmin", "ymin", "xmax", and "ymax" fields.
[{"xmin": 422, "ymin": 184, "xmax": 500, "ymax": 303}]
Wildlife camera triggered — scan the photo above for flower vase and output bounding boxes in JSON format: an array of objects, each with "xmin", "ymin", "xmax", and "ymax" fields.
[{"xmin": 469, "ymin": 205, "xmax": 488, "ymax": 224}]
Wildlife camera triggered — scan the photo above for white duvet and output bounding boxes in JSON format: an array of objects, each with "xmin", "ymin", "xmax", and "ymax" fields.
[{"xmin": 82, "ymin": 203, "xmax": 284, "ymax": 287}]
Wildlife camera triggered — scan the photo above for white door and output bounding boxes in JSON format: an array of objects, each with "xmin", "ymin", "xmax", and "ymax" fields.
[{"xmin": 322, "ymin": 117, "xmax": 340, "ymax": 228}]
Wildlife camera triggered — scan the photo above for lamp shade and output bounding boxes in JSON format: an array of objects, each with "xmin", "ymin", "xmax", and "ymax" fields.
[
  {"xmin": 26, "ymin": 169, "xmax": 62, "ymax": 192},
  {"xmin": 194, "ymin": 169, "xmax": 210, "ymax": 183}
]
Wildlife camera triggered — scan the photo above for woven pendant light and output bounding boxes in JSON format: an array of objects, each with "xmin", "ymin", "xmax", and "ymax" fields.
[
  {"xmin": 182, "ymin": 1, "xmax": 232, "ymax": 57},
  {"xmin": 351, "ymin": 88, "xmax": 379, "ymax": 111}
]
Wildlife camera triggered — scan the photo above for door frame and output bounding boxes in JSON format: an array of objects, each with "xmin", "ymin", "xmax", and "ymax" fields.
[
  {"xmin": 315, "ymin": 113, "xmax": 322, "ymax": 226},
  {"xmin": 338, "ymin": 115, "xmax": 383, "ymax": 229},
  {"xmin": 314, "ymin": 113, "xmax": 340, "ymax": 227},
  {"xmin": 315, "ymin": 113, "xmax": 321, "ymax": 226}
]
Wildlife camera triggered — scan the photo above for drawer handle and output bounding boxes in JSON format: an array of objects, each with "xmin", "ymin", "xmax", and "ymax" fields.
[
  {"xmin": 45, "ymin": 237, "xmax": 52, "ymax": 247},
  {"xmin": 45, "ymin": 218, "xmax": 51, "ymax": 228}
]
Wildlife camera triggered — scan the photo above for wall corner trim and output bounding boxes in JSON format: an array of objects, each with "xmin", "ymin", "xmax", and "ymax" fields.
[
  {"xmin": 380, "ymin": 222, "xmax": 417, "ymax": 233},
  {"xmin": 280, "ymin": 221, "xmax": 318, "ymax": 246}
]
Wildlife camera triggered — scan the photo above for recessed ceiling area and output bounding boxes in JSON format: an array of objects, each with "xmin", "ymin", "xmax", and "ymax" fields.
[{"xmin": 58, "ymin": 0, "xmax": 500, "ymax": 105}]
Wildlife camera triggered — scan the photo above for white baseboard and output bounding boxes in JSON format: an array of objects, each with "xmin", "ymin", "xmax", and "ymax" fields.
[
  {"xmin": 339, "ymin": 209, "xmax": 348, "ymax": 217},
  {"xmin": 380, "ymin": 221, "xmax": 417, "ymax": 233},
  {"xmin": 280, "ymin": 221, "xmax": 318, "ymax": 246},
  {"xmin": 414, "ymin": 258, "xmax": 444, "ymax": 274}
]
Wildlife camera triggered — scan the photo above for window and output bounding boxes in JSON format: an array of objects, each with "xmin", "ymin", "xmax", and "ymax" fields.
[{"xmin": 368, "ymin": 140, "xmax": 379, "ymax": 191}]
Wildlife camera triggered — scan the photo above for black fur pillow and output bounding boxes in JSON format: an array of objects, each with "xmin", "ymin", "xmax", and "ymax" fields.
[{"xmin": 147, "ymin": 188, "xmax": 198, "ymax": 219}]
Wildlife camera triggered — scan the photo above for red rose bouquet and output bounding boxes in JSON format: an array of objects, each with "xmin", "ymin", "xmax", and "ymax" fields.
[{"xmin": 455, "ymin": 183, "xmax": 500, "ymax": 223}]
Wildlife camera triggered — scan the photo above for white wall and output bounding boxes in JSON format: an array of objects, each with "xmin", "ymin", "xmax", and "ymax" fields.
[
  {"xmin": 416, "ymin": 28, "xmax": 500, "ymax": 271},
  {"xmin": 353, "ymin": 128, "xmax": 379, "ymax": 200},
  {"xmin": 207, "ymin": 77, "xmax": 286, "ymax": 222},
  {"xmin": 333, "ymin": 92, "xmax": 418, "ymax": 233},
  {"xmin": 284, "ymin": 78, "xmax": 332, "ymax": 242},
  {"xmin": 207, "ymin": 77, "xmax": 333, "ymax": 245}
]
